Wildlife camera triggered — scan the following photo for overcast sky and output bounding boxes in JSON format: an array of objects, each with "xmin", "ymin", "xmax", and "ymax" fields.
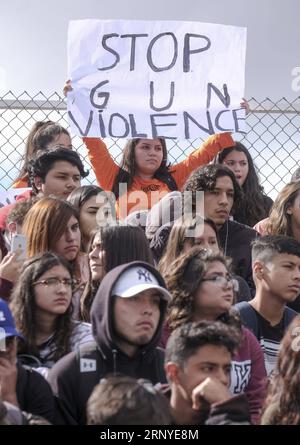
[{"xmin": 0, "ymin": 0, "xmax": 300, "ymax": 99}]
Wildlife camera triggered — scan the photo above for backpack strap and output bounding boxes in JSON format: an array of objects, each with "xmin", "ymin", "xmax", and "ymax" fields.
[
  {"xmin": 234, "ymin": 302, "xmax": 259, "ymax": 338},
  {"xmin": 236, "ymin": 303, "xmax": 298, "ymax": 338},
  {"xmin": 15, "ymin": 363, "xmax": 29, "ymax": 408}
]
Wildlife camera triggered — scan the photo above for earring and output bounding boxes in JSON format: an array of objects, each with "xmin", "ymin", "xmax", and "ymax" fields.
[{"xmin": 286, "ymin": 209, "xmax": 292, "ymax": 215}]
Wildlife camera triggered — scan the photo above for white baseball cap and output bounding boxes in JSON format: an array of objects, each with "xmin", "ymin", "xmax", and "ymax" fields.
[{"xmin": 112, "ymin": 266, "xmax": 171, "ymax": 302}]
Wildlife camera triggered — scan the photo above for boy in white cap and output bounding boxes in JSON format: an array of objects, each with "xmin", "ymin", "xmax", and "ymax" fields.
[{"xmin": 48, "ymin": 261, "xmax": 171, "ymax": 425}]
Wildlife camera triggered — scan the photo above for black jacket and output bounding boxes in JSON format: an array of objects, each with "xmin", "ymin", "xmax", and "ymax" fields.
[
  {"xmin": 16, "ymin": 363, "xmax": 55, "ymax": 423},
  {"xmin": 218, "ymin": 220, "xmax": 258, "ymax": 294},
  {"xmin": 233, "ymin": 195, "xmax": 273, "ymax": 227},
  {"xmin": 48, "ymin": 261, "xmax": 168, "ymax": 425},
  {"xmin": 205, "ymin": 394, "xmax": 251, "ymax": 425}
]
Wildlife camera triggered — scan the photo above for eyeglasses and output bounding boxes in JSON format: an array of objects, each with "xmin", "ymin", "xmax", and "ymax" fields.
[
  {"xmin": 33, "ymin": 277, "xmax": 77, "ymax": 289},
  {"xmin": 202, "ymin": 275, "xmax": 239, "ymax": 292}
]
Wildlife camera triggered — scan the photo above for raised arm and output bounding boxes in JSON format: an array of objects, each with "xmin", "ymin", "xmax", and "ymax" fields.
[
  {"xmin": 172, "ymin": 132, "xmax": 235, "ymax": 190},
  {"xmin": 82, "ymin": 137, "xmax": 119, "ymax": 190},
  {"xmin": 64, "ymin": 80, "xmax": 119, "ymax": 191}
]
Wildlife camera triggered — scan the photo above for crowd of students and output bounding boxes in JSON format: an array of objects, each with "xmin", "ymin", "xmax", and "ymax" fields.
[{"xmin": 0, "ymin": 111, "xmax": 300, "ymax": 426}]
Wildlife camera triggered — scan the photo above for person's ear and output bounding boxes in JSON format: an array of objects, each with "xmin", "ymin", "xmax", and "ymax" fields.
[
  {"xmin": 253, "ymin": 260, "xmax": 264, "ymax": 279},
  {"xmin": 165, "ymin": 362, "xmax": 180, "ymax": 384},
  {"xmin": 286, "ymin": 208, "xmax": 293, "ymax": 215},
  {"xmin": 33, "ymin": 176, "xmax": 43, "ymax": 192}
]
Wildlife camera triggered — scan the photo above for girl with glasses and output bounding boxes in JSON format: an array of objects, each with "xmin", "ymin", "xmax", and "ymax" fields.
[
  {"xmin": 163, "ymin": 246, "xmax": 267, "ymax": 424},
  {"xmin": 10, "ymin": 252, "xmax": 93, "ymax": 376},
  {"xmin": 158, "ymin": 216, "xmax": 251, "ymax": 302}
]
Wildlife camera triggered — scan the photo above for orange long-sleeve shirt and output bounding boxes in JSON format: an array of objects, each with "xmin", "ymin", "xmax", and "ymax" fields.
[
  {"xmin": 84, "ymin": 133, "xmax": 235, "ymax": 219},
  {"xmin": 13, "ymin": 134, "xmax": 235, "ymax": 220},
  {"xmin": 13, "ymin": 178, "xmax": 28, "ymax": 188}
]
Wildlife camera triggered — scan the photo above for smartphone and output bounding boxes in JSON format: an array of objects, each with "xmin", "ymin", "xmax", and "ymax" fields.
[{"xmin": 10, "ymin": 234, "xmax": 27, "ymax": 260}]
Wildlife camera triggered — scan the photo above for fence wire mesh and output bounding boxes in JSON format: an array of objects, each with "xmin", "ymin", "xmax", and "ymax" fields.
[{"xmin": 0, "ymin": 92, "xmax": 299, "ymax": 199}]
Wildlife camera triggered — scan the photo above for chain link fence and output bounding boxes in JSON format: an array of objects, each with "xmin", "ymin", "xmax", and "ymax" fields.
[{"xmin": 0, "ymin": 92, "xmax": 299, "ymax": 199}]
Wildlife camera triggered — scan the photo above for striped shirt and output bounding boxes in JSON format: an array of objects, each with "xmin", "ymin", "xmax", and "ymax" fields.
[{"xmin": 253, "ymin": 310, "xmax": 284, "ymax": 376}]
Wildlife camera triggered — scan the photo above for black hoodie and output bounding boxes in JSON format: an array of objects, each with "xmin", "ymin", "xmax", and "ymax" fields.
[{"xmin": 48, "ymin": 261, "xmax": 168, "ymax": 425}]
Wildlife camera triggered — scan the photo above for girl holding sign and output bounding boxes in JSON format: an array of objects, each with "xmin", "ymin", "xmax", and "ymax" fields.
[
  {"xmin": 84, "ymin": 134, "xmax": 236, "ymax": 219},
  {"xmin": 10, "ymin": 252, "xmax": 93, "ymax": 375},
  {"xmin": 64, "ymin": 81, "xmax": 236, "ymax": 219}
]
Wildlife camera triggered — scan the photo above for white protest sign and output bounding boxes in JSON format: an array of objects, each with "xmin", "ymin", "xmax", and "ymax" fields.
[
  {"xmin": 67, "ymin": 19, "xmax": 247, "ymax": 140},
  {"xmin": 0, "ymin": 188, "xmax": 31, "ymax": 209}
]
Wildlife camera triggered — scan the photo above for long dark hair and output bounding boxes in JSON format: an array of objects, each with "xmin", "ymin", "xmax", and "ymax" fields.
[
  {"xmin": 80, "ymin": 224, "xmax": 154, "ymax": 321},
  {"xmin": 262, "ymin": 315, "xmax": 300, "ymax": 424},
  {"xmin": 216, "ymin": 142, "xmax": 272, "ymax": 226},
  {"xmin": 67, "ymin": 185, "xmax": 104, "ymax": 209},
  {"xmin": 164, "ymin": 247, "xmax": 241, "ymax": 332},
  {"xmin": 112, "ymin": 138, "xmax": 178, "ymax": 199},
  {"xmin": 10, "ymin": 252, "xmax": 75, "ymax": 362}
]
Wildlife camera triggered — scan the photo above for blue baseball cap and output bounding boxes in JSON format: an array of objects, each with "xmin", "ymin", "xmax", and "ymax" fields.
[{"xmin": 0, "ymin": 298, "xmax": 23, "ymax": 340}]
